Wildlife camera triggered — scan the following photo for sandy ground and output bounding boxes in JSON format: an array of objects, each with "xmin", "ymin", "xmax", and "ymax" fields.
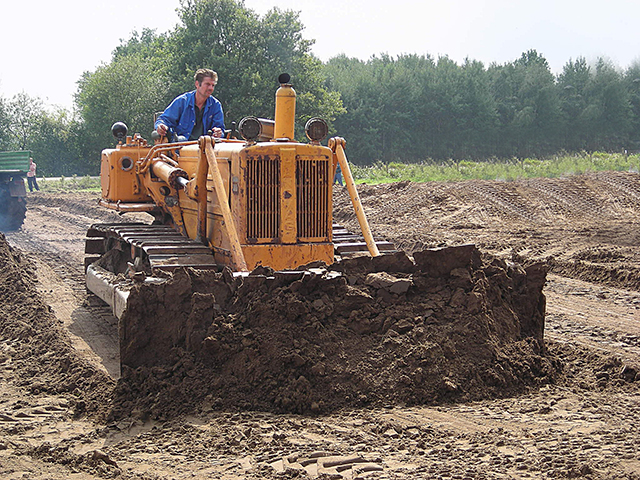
[{"xmin": 1, "ymin": 172, "xmax": 640, "ymax": 479}]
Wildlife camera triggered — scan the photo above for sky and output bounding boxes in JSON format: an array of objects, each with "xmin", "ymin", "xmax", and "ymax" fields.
[{"xmin": 1, "ymin": 0, "xmax": 639, "ymax": 110}]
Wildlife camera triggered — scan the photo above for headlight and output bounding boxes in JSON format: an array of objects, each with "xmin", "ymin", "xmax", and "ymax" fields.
[
  {"xmin": 305, "ymin": 118, "xmax": 328, "ymax": 143},
  {"xmin": 239, "ymin": 116, "xmax": 262, "ymax": 141},
  {"xmin": 111, "ymin": 122, "xmax": 128, "ymax": 142}
]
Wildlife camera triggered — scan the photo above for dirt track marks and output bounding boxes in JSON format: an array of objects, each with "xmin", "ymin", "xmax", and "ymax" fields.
[
  {"xmin": 5, "ymin": 199, "xmax": 123, "ymax": 378},
  {"xmin": 461, "ymin": 181, "xmax": 542, "ymax": 223},
  {"xmin": 524, "ymin": 177, "xmax": 605, "ymax": 219},
  {"xmin": 593, "ymin": 170, "xmax": 640, "ymax": 207}
]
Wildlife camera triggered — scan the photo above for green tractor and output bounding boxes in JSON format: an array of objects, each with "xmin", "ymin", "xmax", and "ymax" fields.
[{"xmin": 0, "ymin": 151, "xmax": 29, "ymax": 231}]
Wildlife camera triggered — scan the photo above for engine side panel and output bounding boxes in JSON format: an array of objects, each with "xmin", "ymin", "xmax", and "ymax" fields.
[{"xmin": 101, "ymin": 147, "xmax": 153, "ymax": 203}]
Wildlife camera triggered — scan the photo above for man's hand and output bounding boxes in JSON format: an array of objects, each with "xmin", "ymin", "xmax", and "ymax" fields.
[
  {"xmin": 212, "ymin": 127, "xmax": 223, "ymax": 138},
  {"xmin": 157, "ymin": 124, "xmax": 168, "ymax": 136}
]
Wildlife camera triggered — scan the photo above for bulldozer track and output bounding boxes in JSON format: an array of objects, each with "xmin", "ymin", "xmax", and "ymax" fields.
[
  {"xmin": 85, "ymin": 223, "xmax": 220, "ymax": 273},
  {"xmin": 331, "ymin": 223, "xmax": 396, "ymax": 256},
  {"xmin": 85, "ymin": 222, "xmax": 397, "ymax": 273}
]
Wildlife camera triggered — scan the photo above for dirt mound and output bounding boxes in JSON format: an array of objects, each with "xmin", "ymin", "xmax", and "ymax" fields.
[
  {"xmin": 334, "ymin": 172, "xmax": 640, "ymax": 293},
  {"xmin": 0, "ymin": 233, "xmax": 113, "ymax": 419},
  {"xmin": 111, "ymin": 244, "xmax": 557, "ymax": 419}
]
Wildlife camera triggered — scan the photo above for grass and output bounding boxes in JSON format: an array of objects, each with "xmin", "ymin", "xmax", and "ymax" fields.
[
  {"xmin": 38, "ymin": 175, "xmax": 101, "ymax": 192},
  {"xmin": 29, "ymin": 152, "xmax": 640, "ymax": 192},
  {"xmin": 349, "ymin": 151, "xmax": 640, "ymax": 184}
]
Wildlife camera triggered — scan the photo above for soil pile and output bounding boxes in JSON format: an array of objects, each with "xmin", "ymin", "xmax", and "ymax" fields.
[
  {"xmin": 334, "ymin": 172, "xmax": 640, "ymax": 293},
  {"xmin": 0, "ymin": 233, "xmax": 113, "ymax": 419},
  {"xmin": 113, "ymin": 244, "xmax": 558, "ymax": 419}
]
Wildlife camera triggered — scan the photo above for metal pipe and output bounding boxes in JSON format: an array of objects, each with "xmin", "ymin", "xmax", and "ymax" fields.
[
  {"xmin": 150, "ymin": 159, "xmax": 188, "ymax": 190},
  {"xmin": 194, "ymin": 144, "xmax": 209, "ymax": 242},
  {"xmin": 202, "ymin": 137, "xmax": 249, "ymax": 271},
  {"xmin": 138, "ymin": 141, "xmax": 198, "ymax": 174},
  {"xmin": 329, "ymin": 137, "xmax": 380, "ymax": 257}
]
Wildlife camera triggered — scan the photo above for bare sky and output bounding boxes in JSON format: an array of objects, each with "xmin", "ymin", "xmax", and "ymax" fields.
[{"xmin": 2, "ymin": 0, "xmax": 638, "ymax": 109}]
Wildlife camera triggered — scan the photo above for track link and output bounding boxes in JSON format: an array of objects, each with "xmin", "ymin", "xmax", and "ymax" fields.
[
  {"xmin": 85, "ymin": 223, "xmax": 219, "ymax": 274},
  {"xmin": 331, "ymin": 223, "xmax": 396, "ymax": 257}
]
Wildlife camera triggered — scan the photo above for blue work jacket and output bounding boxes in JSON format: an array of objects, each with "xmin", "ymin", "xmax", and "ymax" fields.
[{"xmin": 155, "ymin": 90, "xmax": 225, "ymax": 138}]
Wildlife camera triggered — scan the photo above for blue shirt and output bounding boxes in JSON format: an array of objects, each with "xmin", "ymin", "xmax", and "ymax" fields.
[{"xmin": 155, "ymin": 90, "xmax": 225, "ymax": 139}]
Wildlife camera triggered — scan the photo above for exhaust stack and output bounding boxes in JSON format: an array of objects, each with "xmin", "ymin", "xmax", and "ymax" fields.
[{"xmin": 274, "ymin": 73, "xmax": 296, "ymax": 141}]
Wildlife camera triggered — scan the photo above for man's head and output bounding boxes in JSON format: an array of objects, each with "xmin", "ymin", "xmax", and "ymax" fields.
[
  {"xmin": 194, "ymin": 68, "xmax": 217, "ymax": 86},
  {"xmin": 194, "ymin": 68, "xmax": 218, "ymax": 100}
]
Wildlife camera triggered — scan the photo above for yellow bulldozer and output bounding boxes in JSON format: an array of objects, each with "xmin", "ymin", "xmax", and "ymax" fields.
[
  {"xmin": 85, "ymin": 74, "xmax": 392, "ymax": 322},
  {"xmin": 84, "ymin": 75, "xmax": 548, "ymax": 407}
]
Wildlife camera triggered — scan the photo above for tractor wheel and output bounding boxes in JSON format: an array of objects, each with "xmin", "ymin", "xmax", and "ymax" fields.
[{"xmin": 0, "ymin": 191, "xmax": 26, "ymax": 231}]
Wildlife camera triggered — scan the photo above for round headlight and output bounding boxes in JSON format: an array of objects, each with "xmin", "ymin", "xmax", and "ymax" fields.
[
  {"xmin": 239, "ymin": 116, "xmax": 262, "ymax": 141},
  {"xmin": 111, "ymin": 122, "xmax": 128, "ymax": 141},
  {"xmin": 305, "ymin": 118, "xmax": 328, "ymax": 143}
]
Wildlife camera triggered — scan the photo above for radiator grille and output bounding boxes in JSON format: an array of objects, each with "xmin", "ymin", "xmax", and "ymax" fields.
[
  {"xmin": 246, "ymin": 155, "xmax": 280, "ymax": 241},
  {"xmin": 297, "ymin": 157, "xmax": 331, "ymax": 240}
]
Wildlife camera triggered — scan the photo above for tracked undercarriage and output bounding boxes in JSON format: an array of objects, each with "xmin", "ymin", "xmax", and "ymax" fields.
[{"xmin": 85, "ymin": 221, "xmax": 396, "ymax": 320}]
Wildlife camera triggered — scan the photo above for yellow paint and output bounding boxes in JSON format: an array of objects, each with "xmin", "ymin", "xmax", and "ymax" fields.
[
  {"xmin": 280, "ymin": 147, "xmax": 297, "ymax": 244},
  {"xmin": 100, "ymin": 147, "xmax": 152, "ymax": 203},
  {"xmin": 241, "ymin": 243, "xmax": 334, "ymax": 271},
  {"xmin": 274, "ymin": 84, "xmax": 296, "ymax": 140},
  {"xmin": 203, "ymin": 137, "xmax": 248, "ymax": 271}
]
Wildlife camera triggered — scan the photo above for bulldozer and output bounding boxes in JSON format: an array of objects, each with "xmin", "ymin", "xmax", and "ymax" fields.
[
  {"xmin": 85, "ymin": 74, "xmax": 393, "ymax": 324},
  {"xmin": 84, "ymin": 75, "xmax": 549, "ymax": 409}
]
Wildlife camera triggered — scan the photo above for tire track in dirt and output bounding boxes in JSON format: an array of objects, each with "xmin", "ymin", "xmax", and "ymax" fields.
[{"xmin": 5, "ymin": 201, "xmax": 124, "ymax": 378}]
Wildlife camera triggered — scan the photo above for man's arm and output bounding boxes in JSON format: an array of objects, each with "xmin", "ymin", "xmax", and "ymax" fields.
[
  {"xmin": 206, "ymin": 99, "xmax": 225, "ymax": 138},
  {"xmin": 155, "ymin": 95, "xmax": 187, "ymax": 136}
]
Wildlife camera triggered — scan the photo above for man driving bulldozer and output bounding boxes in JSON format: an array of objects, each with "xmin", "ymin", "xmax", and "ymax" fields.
[{"xmin": 155, "ymin": 68, "xmax": 225, "ymax": 141}]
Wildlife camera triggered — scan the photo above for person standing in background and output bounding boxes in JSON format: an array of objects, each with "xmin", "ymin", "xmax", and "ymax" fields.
[
  {"xmin": 334, "ymin": 161, "xmax": 343, "ymax": 186},
  {"xmin": 27, "ymin": 158, "xmax": 39, "ymax": 192}
]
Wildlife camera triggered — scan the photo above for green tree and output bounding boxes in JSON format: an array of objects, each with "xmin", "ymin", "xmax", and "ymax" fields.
[
  {"xmin": 324, "ymin": 53, "xmax": 498, "ymax": 163},
  {"xmin": 557, "ymin": 57, "xmax": 591, "ymax": 150},
  {"xmin": 488, "ymin": 50, "xmax": 561, "ymax": 159},
  {"xmin": 0, "ymin": 97, "xmax": 12, "ymax": 150},
  {"xmin": 3, "ymin": 92, "xmax": 45, "ymax": 150},
  {"xmin": 324, "ymin": 54, "xmax": 389, "ymax": 163},
  {"xmin": 581, "ymin": 58, "xmax": 631, "ymax": 151},
  {"xmin": 29, "ymin": 108, "xmax": 89, "ymax": 176},
  {"xmin": 75, "ymin": 53, "xmax": 171, "ymax": 168},
  {"xmin": 625, "ymin": 62, "xmax": 640, "ymax": 151}
]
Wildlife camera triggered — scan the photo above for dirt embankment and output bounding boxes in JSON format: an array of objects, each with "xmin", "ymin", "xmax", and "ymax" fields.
[
  {"xmin": 113, "ymin": 245, "xmax": 554, "ymax": 419},
  {"xmin": 0, "ymin": 232, "xmax": 114, "ymax": 418}
]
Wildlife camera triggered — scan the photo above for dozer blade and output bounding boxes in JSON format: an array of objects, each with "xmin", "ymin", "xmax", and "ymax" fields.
[{"xmin": 85, "ymin": 264, "xmax": 131, "ymax": 320}]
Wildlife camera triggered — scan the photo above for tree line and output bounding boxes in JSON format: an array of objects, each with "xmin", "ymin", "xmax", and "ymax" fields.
[{"xmin": 1, "ymin": 0, "xmax": 639, "ymax": 175}]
